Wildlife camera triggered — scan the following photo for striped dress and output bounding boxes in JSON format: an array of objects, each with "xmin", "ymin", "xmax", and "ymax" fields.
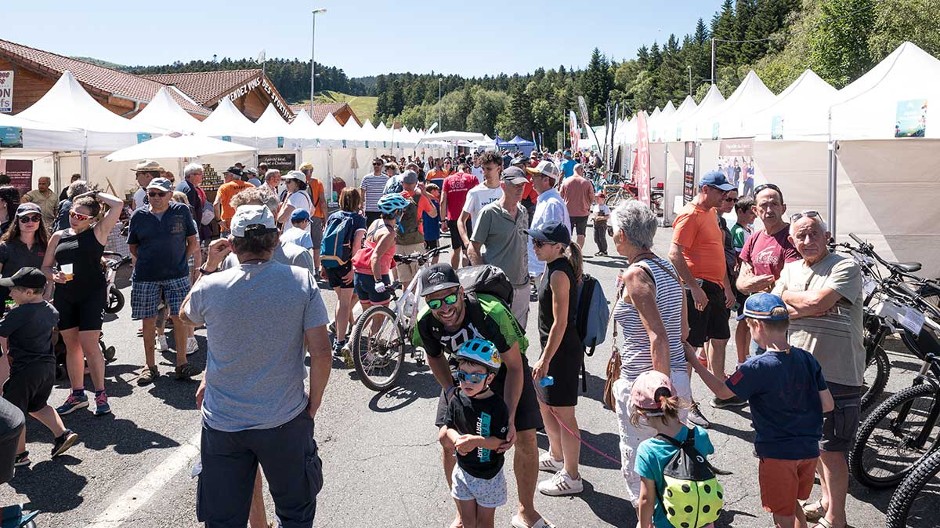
[{"xmin": 612, "ymin": 257, "xmax": 687, "ymax": 381}]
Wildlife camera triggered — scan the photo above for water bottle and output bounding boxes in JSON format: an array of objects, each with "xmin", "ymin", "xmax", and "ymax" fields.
[{"xmin": 539, "ymin": 376, "xmax": 555, "ymax": 387}]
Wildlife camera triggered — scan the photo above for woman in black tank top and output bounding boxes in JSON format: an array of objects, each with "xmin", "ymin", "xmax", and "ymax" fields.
[
  {"xmin": 41, "ymin": 191, "xmax": 124, "ymax": 417},
  {"xmin": 528, "ymin": 220, "xmax": 586, "ymax": 496}
]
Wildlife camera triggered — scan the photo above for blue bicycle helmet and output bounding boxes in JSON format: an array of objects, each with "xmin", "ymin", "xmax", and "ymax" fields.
[
  {"xmin": 376, "ymin": 193, "xmax": 410, "ymax": 215},
  {"xmin": 456, "ymin": 338, "xmax": 501, "ymax": 371}
]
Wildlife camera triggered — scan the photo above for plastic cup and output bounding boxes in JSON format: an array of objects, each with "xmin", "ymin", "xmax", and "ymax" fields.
[{"xmin": 61, "ymin": 263, "xmax": 74, "ymax": 281}]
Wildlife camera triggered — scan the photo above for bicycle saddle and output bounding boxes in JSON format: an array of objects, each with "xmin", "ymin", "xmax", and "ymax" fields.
[{"xmin": 888, "ymin": 261, "xmax": 922, "ymax": 273}]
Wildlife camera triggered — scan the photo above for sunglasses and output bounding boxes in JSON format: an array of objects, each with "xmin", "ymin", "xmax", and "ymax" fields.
[
  {"xmin": 19, "ymin": 215, "xmax": 41, "ymax": 223},
  {"xmin": 724, "ymin": 197, "xmax": 738, "ymax": 203},
  {"xmin": 790, "ymin": 210, "xmax": 821, "ymax": 222},
  {"xmin": 533, "ymin": 239, "xmax": 559, "ymax": 248},
  {"xmin": 148, "ymin": 191, "xmax": 168, "ymax": 198},
  {"xmin": 753, "ymin": 183, "xmax": 782, "ymax": 197},
  {"xmin": 69, "ymin": 210, "xmax": 92, "ymax": 221},
  {"xmin": 426, "ymin": 293, "xmax": 459, "ymax": 310},
  {"xmin": 456, "ymin": 371, "xmax": 489, "ymax": 384}
]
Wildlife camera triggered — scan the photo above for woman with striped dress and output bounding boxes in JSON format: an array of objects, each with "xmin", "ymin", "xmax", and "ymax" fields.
[{"xmin": 608, "ymin": 200, "xmax": 692, "ymax": 509}]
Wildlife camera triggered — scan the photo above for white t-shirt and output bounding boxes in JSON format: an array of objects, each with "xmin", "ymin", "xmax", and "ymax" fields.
[
  {"xmin": 282, "ymin": 192, "xmax": 312, "ymax": 232},
  {"xmin": 462, "ymin": 184, "xmax": 503, "ymax": 223},
  {"xmin": 471, "ymin": 166, "xmax": 485, "ymax": 184},
  {"xmin": 281, "ymin": 225, "xmax": 314, "ymax": 250},
  {"xmin": 133, "ymin": 187, "xmax": 147, "ymax": 210},
  {"xmin": 528, "ymin": 188, "xmax": 571, "ymax": 275},
  {"xmin": 591, "ymin": 203, "xmax": 611, "ymax": 216}
]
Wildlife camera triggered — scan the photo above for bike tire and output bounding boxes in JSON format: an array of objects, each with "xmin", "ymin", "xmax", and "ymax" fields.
[
  {"xmin": 105, "ymin": 285, "xmax": 124, "ymax": 314},
  {"xmin": 849, "ymin": 382, "xmax": 940, "ymax": 489},
  {"xmin": 605, "ymin": 194, "xmax": 621, "ymax": 208},
  {"xmin": 861, "ymin": 340, "xmax": 891, "ymax": 412},
  {"xmin": 886, "ymin": 448, "xmax": 940, "ymax": 528},
  {"xmin": 350, "ymin": 305, "xmax": 405, "ymax": 392}
]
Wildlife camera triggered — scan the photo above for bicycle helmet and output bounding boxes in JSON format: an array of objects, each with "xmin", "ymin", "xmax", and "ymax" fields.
[
  {"xmin": 456, "ymin": 338, "xmax": 501, "ymax": 371},
  {"xmin": 376, "ymin": 193, "xmax": 410, "ymax": 215}
]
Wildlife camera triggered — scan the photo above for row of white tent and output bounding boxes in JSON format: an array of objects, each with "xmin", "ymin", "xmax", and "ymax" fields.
[
  {"xmin": 607, "ymin": 41, "xmax": 940, "ymax": 145},
  {"xmin": 0, "ymin": 70, "xmax": 465, "ymax": 154}
]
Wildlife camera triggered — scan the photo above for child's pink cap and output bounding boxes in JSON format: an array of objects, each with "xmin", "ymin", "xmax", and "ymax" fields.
[{"xmin": 630, "ymin": 371, "xmax": 675, "ymax": 413}]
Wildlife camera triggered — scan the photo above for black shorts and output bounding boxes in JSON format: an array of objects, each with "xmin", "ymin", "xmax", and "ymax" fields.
[
  {"xmin": 324, "ymin": 264, "xmax": 354, "ymax": 289},
  {"xmin": 3, "ymin": 362, "xmax": 55, "ymax": 414},
  {"xmin": 570, "ymin": 216, "xmax": 588, "ymax": 237},
  {"xmin": 821, "ymin": 383, "xmax": 862, "ymax": 452},
  {"xmin": 435, "ymin": 362, "xmax": 543, "ymax": 432},
  {"xmin": 535, "ymin": 339, "xmax": 585, "ymax": 407},
  {"xmin": 686, "ymin": 280, "xmax": 731, "ymax": 347},
  {"xmin": 55, "ymin": 289, "xmax": 107, "ymax": 332},
  {"xmin": 447, "ymin": 220, "xmax": 470, "ymax": 250},
  {"xmin": 424, "ymin": 239, "xmax": 440, "ymax": 251}
]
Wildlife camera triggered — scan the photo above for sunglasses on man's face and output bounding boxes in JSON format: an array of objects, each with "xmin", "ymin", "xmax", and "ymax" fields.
[
  {"xmin": 19, "ymin": 215, "xmax": 41, "ymax": 223},
  {"xmin": 456, "ymin": 370, "xmax": 489, "ymax": 384},
  {"xmin": 426, "ymin": 293, "xmax": 459, "ymax": 310},
  {"xmin": 69, "ymin": 210, "xmax": 92, "ymax": 221},
  {"xmin": 724, "ymin": 197, "xmax": 738, "ymax": 203},
  {"xmin": 148, "ymin": 191, "xmax": 168, "ymax": 198}
]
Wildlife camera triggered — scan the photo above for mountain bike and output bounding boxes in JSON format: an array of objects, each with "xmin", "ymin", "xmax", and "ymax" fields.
[
  {"xmin": 348, "ymin": 247, "xmax": 446, "ymax": 391},
  {"xmin": 885, "ymin": 445, "xmax": 940, "ymax": 527}
]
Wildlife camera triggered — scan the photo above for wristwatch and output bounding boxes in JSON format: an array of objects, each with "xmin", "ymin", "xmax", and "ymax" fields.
[{"xmin": 198, "ymin": 266, "xmax": 218, "ymax": 276}]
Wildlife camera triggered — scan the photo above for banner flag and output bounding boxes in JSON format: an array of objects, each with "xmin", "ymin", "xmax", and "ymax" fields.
[{"xmin": 632, "ymin": 111, "xmax": 651, "ymax": 207}]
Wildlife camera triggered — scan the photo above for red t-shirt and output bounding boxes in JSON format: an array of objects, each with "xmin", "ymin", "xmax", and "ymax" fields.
[
  {"xmin": 441, "ymin": 172, "xmax": 479, "ymax": 221},
  {"xmin": 740, "ymin": 226, "xmax": 800, "ymax": 279}
]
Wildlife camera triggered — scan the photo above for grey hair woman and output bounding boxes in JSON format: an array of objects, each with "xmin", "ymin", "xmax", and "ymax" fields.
[{"xmin": 608, "ymin": 200, "xmax": 693, "ymax": 512}]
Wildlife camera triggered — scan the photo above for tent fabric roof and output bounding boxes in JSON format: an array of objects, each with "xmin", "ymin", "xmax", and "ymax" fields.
[
  {"xmin": 195, "ymin": 96, "xmax": 258, "ymax": 138},
  {"xmin": 752, "ymin": 69, "xmax": 837, "ymax": 140},
  {"xmin": 0, "ymin": 38, "xmax": 208, "ymax": 116},
  {"xmin": 17, "ymin": 70, "xmax": 143, "ymax": 134},
  {"xmin": 142, "ymin": 70, "xmax": 260, "ymax": 107},
  {"xmin": 712, "ymin": 70, "xmax": 777, "ymax": 138},
  {"xmin": 131, "ymin": 86, "xmax": 203, "ymax": 134},
  {"xmin": 679, "ymin": 84, "xmax": 725, "ymax": 140},
  {"xmin": 252, "ymin": 103, "xmax": 294, "ymax": 139},
  {"xmin": 288, "ymin": 110, "xmax": 320, "ymax": 139},
  {"xmin": 288, "ymin": 102, "xmax": 357, "ymax": 125},
  {"xmin": 830, "ymin": 41, "xmax": 940, "ymax": 139}
]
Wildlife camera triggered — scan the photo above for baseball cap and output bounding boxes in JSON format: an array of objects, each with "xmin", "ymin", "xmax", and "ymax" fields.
[
  {"xmin": 224, "ymin": 166, "xmax": 243, "ymax": 177},
  {"xmin": 15, "ymin": 202, "xmax": 42, "ymax": 217},
  {"xmin": 700, "ymin": 170, "xmax": 736, "ymax": 192},
  {"xmin": 132, "ymin": 160, "xmax": 164, "ymax": 173},
  {"xmin": 290, "ymin": 209, "xmax": 311, "ymax": 223},
  {"xmin": 737, "ymin": 292, "xmax": 790, "ymax": 321},
  {"xmin": 526, "ymin": 160, "xmax": 560, "ymax": 181},
  {"xmin": 401, "ymin": 170, "xmax": 418, "ymax": 184},
  {"xmin": 281, "ymin": 170, "xmax": 305, "ymax": 182},
  {"xmin": 420, "ymin": 263, "xmax": 461, "ymax": 296},
  {"xmin": 0, "ymin": 267, "xmax": 47, "ymax": 289},
  {"xmin": 145, "ymin": 178, "xmax": 172, "ymax": 192},
  {"xmin": 630, "ymin": 370, "xmax": 675, "ymax": 415},
  {"xmin": 501, "ymin": 166, "xmax": 529, "ymax": 185},
  {"xmin": 510, "ymin": 154, "xmax": 528, "ymax": 166},
  {"xmin": 563, "ymin": 149, "xmax": 572, "ymax": 157},
  {"xmin": 526, "ymin": 220, "xmax": 571, "ymax": 246},
  {"xmin": 230, "ymin": 205, "xmax": 277, "ymax": 237}
]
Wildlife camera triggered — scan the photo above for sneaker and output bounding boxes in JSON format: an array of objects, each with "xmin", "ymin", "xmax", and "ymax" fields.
[
  {"xmin": 156, "ymin": 334, "xmax": 169, "ymax": 352},
  {"xmin": 186, "ymin": 337, "xmax": 199, "ymax": 356},
  {"xmin": 538, "ymin": 452, "xmax": 564, "ymax": 472},
  {"xmin": 14, "ymin": 451, "xmax": 30, "ymax": 467},
  {"xmin": 51, "ymin": 430, "xmax": 79, "ymax": 457},
  {"xmin": 93, "ymin": 392, "xmax": 111, "ymax": 417},
  {"xmin": 137, "ymin": 365, "xmax": 158, "ymax": 386},
  {"xmin": 711, "ymin": 396, "xmax": 747, "ymax": 409},
  {"xmin": 332, "ymin": 340, "xmax": 346, "ymax": 359},
  {"xmin": 56, "ymin": 393, "xmax": 89, "ymax": 415},
  {"xmin": 538, "ymin": 470, "xmax": 583, "ymax": 496},
  {"xmin": 688, "ymin": 402, "xmax": 712, "ymax": 429},
  {"xmin": 175, "ymin": 362, "xmax": 201, "ymax": 380}
]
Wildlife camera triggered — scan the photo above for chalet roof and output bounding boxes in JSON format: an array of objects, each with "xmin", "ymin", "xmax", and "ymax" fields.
[
  {"xmin": 142, "ymin": 69, "xmax": 261, "ymax": 106},
  {"xmin": 289, "ymin": 102, "xmax": 360, "ymax": 125}
]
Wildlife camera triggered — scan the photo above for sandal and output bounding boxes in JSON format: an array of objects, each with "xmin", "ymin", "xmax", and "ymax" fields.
[
  {"xmin": 803, "ymin": 500, "xmax": 826, "ymax": 522},
  {"xmin": 812, "ymin": 517, "xmax": 854, "ymax": 528}
]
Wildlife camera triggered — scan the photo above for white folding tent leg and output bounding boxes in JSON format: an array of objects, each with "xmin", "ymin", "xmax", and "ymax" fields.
[
  {"xmin": 827, "ymin": 140, "xmax": 838, "ymax": 236},
  {"xmin": 662, "ymin": 143, "xmax": 670, "ymax": 227}
]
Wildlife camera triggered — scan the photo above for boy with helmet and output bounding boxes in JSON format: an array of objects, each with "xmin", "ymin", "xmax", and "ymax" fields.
[
  {"xmin": 351, "ymin": 193, "xmax": 410, "ymax": 308},
  {"xmin": 440, "ymin": 338, "xmax": 510, "ymax": 528}
]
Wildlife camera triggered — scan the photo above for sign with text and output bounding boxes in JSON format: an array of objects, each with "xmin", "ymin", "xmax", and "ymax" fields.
[
  {"xmin": 0, "ymin": 71, "xmax": 12, "ymax": 113},
  {"xmin": 717, "ymin": 138, "xmax": 757, "ymax": 197},
  {"xmin": 258, "ymin": 154, "xmax": 296, "ymax": 174},
  {"xmin": 683, "ymin": 141, "xmax": 696, "ymax": 204},
  {"xmin": 0, "ymin": 159, "xmax": 33, "ymax": 195}
]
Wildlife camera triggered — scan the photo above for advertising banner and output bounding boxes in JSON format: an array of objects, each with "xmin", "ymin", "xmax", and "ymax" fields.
[
  {"xmin": 568, "ymin": 111, "xmax": 579, "ymax": 152},
  {"xmin": 0, "ymin": 160, "xmax": 33, "ymax": 195},
  {"xmin": 895, "ymin": 99, "xmax": 927, "ymax": 138},
  {"xmin": 0, "ymin": 126, "xmax": 23, "ymax": 148},
  {"xmin": 632, "ymin": 111, "xmax": 651, "ymax": 206},
  {"xmin": 0, "ymin": 71, "xmax": 12, "ymax": 113},
  {"xmin": 683, "ymin": 141, "xmax": 696, "ymax": 204},
  {"xmin": 717, "ymin": 138, "xmax": 756, "ymax": 196}
]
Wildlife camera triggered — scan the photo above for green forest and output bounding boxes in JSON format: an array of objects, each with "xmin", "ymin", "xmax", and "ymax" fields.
[{"xmin": 125, "ymin": 0, "xmax": 940, "ymax": 150}]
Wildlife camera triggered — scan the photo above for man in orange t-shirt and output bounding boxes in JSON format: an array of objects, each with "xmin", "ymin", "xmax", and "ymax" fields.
[
  {"xmin": 214, "ymin": 167, "xmax": 252, "ymax": 236},
  {"xmin": 668, "ymin": 170, "xmax": 739, "ymax": 420}
]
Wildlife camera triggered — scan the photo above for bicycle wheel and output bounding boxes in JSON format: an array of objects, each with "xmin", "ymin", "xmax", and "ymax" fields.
[
  {"xmin": 849, "ymin": 383, "xmax": 940, "ymax": 488},
  {"xmin": 861, "ymin": 339, "xmax": 891, "ymax": 412},
  {"xmin": 350, "ymin": 305, "xmax": 405, "ymax": 392},
  {"xmin": 886, "ymin": 448, "xmax": 940, "ymax": 528}
]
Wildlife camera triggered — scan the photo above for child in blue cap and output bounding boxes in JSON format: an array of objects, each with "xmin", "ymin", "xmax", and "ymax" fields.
[{"xmin": 687, "ymin": 292, "xmax": 835, "ymax": 528}]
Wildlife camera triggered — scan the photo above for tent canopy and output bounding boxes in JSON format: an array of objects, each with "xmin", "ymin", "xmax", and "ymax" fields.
[
  {"xmin": 712, "ymin": 70, "xmax": 776, "ymax": 139},
  {"xmin": 131, "ymin": 86, "xmax": 202, "ymax": 135},
  {"xmin": 252, "ymin": 103, "xmax": 293, "ymax": 139},
  {"xmin": 196, "ymin": 96, "xmax": 257, "ymax": 138},
  {"xmin": 752, "ymin": 69, "xmax": 837, "ymax": 140},
  {"xmin": 104, "ymin": 134, "xmax": 256, "ymax": 162}
]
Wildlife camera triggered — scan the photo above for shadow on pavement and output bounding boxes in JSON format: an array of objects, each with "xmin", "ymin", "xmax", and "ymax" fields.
[
  {"xmin": 367, "ymin": 365, "xmax": 440, "ymax": 413},
  {"xmin": 535, "ymin": 428, "xmax": 621, "ymax": 471},
  {"xmin": 715, "ymin": 508, "xmax": 759, "ymax": 527},
  {"xmin": 147, "ymin": 375, "xmax": 200, "ymax": 411},
  {"xmin": 576, "ymin": 479, "xmax": 635, "ymax": 527},
  {"xmin": 63, "ymin": 412, "xmax": 180, "ymax": 455},
  {"xmin": 9, "ymin": 457, "xmax": 87, "ymax": 513}
]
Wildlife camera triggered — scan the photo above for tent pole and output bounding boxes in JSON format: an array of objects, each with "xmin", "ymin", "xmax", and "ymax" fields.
[
  {"xmin": 53, "ymin": 152, "xmax": 61, "ymax": 197},
  {"xmin": 827, "ymin": 140, "xmax": 838, "ymax": 237},
  {"xmin": 661, "ymin": 142, "xmax": 669, "ymax": 227}
]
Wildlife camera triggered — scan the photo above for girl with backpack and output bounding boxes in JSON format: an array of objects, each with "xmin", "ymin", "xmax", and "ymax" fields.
[
  {"xmin": 320, "ymin": 188, "xmax": 367, "ymax": 357},
  {"xmin": 630, "ymin": 370, "xmax": 721, "ymax": 528}
]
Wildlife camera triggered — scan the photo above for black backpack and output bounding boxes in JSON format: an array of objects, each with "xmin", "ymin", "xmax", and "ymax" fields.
[{"xmin": 456, "ymin": 265, "xmax": 514, "ymax": 307}]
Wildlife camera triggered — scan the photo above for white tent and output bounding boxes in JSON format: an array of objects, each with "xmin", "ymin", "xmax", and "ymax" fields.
[
  {"xmin": 713, "ymin": 70, "xmax": 777, "ymax": 139},
  {"xmin": 752, "ymin": 70, "xmax": 837, "ymax": 141},
  {"xmin": 196, "ymin": 97, "xmax": 257, "ymax": 139},
  {"xmin": 650, "ymin": 100, "xmax": 676, "ymax": 142},
  {"xmin": 252, "ymin": 103, "xmax": 294, "ymax": 140},
  {"xmin": 830, "ymin": 41, "xmax": 940, "ymax": 140},
  {"xmin": 662, "ymin": 95, "xmax": 698, "ymax": 143},
  {"xmin": 16, "ymin": 70, "xmax": 142, "ymax": 151},
  {"xmin": 341, "ymin": 118, "xmax": 364, "ymax": 146},
  {"xmin": 678, "ymin": 84, "xmax": 725, "ymax": 141},
  {"xmin": 104, "ymin": 134, "xmax": 256, "ymax": 162},
  {"xmin": 289, "ymin": 111, "xmax": 321, "ymax": 141},
  {"xmin": 315, "ymin": 113, "xmax": 347, "ymax": 145},
  {"xmin": 420, "ymin": 131, "xmax": 486, "ymax": 142},
  {"xmin": 130, "ymin": 86, "xmax": 202, "ymax": 135}
]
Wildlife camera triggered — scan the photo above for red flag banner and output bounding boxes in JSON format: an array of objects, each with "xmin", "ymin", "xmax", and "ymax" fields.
[
  {"xmin": 569, "ymin": 111, "xmax": 580, "ymax": 152},
  {"xmin": 632, "ymin": 111, "xmax": 651, "ymax": 206}
]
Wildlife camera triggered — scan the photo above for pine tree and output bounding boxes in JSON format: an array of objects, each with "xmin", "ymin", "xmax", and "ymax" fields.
[
  {"xmin": 711, "ymin": 0, "xmax": 737, "ymax": 79},
  {"xmin": 581, "ymin": 48, "xmax": 614, "ymax": 124}
]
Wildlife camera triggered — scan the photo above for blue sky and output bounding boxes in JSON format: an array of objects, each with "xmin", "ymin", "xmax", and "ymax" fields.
[{"xmin": 6, "ymin": 0, "xmax": 724, "ymax": 77}]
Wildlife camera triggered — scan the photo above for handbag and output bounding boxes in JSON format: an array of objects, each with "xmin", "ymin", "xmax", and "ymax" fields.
[{"xmin": 603, "ymin": 281, "xmax": 625, "ymax": 412}]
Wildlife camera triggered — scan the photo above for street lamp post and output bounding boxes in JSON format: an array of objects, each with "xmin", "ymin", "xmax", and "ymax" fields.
[
  {"xmin": 687, "ymin": 65, "xmax": 693, "ymax": 96},
  {"xmin": 438, "ymin": 77, "xmax": 442, "ymax": 129},
  {"xmin": 310, "ymin": 8, "xmax": 327, "ymax": 118}
]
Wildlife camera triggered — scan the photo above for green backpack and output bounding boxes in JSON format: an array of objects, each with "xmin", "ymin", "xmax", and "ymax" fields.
[{"xmin": 656, "ymin": 431, "xmax": 724, "ymax": 528}]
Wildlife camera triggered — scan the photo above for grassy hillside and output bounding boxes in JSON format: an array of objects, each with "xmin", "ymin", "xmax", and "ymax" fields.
[{"xmin": 314, "ymin": 90, "xmax": 377, "ymax": 123}]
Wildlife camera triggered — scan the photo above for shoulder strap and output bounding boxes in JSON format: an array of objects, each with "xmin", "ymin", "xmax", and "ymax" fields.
[{"xmin": 655, "ymin": 432, "xmax": 683, "ymax": 448}]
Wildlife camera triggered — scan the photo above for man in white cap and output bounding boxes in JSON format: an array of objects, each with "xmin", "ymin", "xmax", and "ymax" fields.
[
  {"xmin": 182, "ymin": 204, "xmax": 331, "ymax": 528},
  {"xmin": 525, "ymin": 161, "xmax": 570, "ymax": 278}
]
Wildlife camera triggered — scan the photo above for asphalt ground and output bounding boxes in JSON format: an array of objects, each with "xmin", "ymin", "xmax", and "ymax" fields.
[{"xmin": 0, "ymin": 222, "xmax": 916, "ymax": 528}]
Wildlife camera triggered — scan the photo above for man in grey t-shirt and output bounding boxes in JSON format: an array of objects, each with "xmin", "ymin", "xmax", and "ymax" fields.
[
  {"xmin": 182, "ymin": 205, "xmax": 331, "ymax": 528},
  {"xmin": 469, "ymin": 166, "xmax": 530, "ymax": 328}
]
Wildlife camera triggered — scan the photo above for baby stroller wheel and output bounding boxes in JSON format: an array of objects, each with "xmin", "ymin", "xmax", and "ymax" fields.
[
  {"xmin": 105, "ymin": 285, "xmax": 124, "ymax": 314},
  {"xmin": 101, "ymin": 341, "xmax": 116, "ymax": 363}
]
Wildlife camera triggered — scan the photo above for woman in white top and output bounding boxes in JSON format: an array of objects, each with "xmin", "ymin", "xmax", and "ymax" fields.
[
  {"xmin": 277, "ymin": 171, "xmax": 312, "ymax": 232},
  {"xmin": 608, "ymin": 200, "xmax": 691, "ymax": 510}
]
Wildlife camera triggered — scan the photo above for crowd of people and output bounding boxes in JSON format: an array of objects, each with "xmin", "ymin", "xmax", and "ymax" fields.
[{"xmin": 0, "ymin": 150, "xmax": 865, "ymax": 528}]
